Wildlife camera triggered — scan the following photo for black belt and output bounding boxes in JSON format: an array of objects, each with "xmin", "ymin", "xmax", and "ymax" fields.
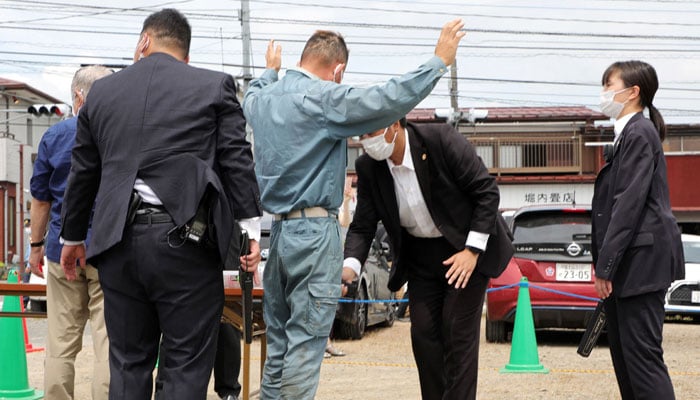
[{"xmin": 133, "ymin": 206, "xmax": 173, "ymax": 224}]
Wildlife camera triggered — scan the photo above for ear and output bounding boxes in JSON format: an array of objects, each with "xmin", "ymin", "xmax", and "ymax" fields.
[
  {"xmin": 333, "ymin": 63, "xmax": 346, "ymax": 83},
  {"xmin": 629, "ymin": 85, "xmax": 641, "ymax": 101},
  {"xmin": 133, "ymin": 33, "xmax": 150, "ymax": 62},
  {"xmin": 73, "ymin": 89, "xmax": 85, "ymax": 112},
  {"xmin": 141, "ymin": 33, "xmax": 151, "ymax": 52}
]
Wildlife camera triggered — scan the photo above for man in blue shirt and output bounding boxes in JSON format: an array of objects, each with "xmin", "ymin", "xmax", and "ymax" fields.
[
  {"xmin": 28, "ymin": 65, "xmax": 113, "ymax": 400},
  {"xmin": 243, "ymin": 18, "xmax": 466, "ymax": 399}
]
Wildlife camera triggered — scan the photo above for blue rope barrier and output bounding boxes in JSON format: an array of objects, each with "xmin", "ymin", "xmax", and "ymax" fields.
[
  {"xmin": 337, "ymin": 298, "xmax": 407, "ymax": 304},
  {"xmin": 485, "ymin": 282, "xmax": 520, "ymax": 293},
  {"xmin": 337, "ymin": 279, "xmax": 601, "ymax": 304},
  {"xmin": 485, "ymin": 280, "xmax": 599, "ymax": 302},
  {"xmin": 528, "ymin": 284, "xmax": 600, "ymax": 302}
]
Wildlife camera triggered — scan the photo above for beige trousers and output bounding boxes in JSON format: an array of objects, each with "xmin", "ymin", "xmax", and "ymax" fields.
[{"xmin": 45, "ymin": 260, "xmax": 109, "ymax": 400}]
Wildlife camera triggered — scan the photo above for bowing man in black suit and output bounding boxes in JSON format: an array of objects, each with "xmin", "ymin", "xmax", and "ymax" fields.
[
  {"xmin": 343, "ymin": 118, "xmax": 513, "ymax": 400},
  {"xmin": 592, "ymin": 60, "xmax": 684, "ymax": 399},
  {"xmin": 59, "ymin": 9, "xmax": 262, "ymax": 400}
]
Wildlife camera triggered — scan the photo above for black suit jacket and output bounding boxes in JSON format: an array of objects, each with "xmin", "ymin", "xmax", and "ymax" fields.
[
  {"xmin": 591, "ymin": 113, "xmax": 684, "ymax": 297},
  {"xmin": 345, "ymin": 122, "xmax": 513, "ymax": 291},
  {"xmin": 61, "ymin": 53, "xmax": 261, "ymax": 265}
]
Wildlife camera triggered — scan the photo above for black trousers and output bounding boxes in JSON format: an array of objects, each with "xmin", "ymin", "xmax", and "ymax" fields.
[
  {"xmin": 98, "ymin": 220, "xmax": 223, "ymax": 400},
  {"xmin": 605, "ymin": 290, "xmax": 675, "ymax": 400},
  {"xmin": 214, "ymin": 322, "xmax": 242, "ymax": 398},
  {"xmin": 404, "ymin": 234, "xmax": 487, "ymax": 400},
  {"xmin": 155, "ymin": 322, "xmax": 241, "ymax": 399}
]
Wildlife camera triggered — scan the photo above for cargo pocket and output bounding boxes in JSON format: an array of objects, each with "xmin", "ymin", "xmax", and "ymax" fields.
[{"xmin": 306, "ymin": 282, "xmax": 341, "ymax": 337}]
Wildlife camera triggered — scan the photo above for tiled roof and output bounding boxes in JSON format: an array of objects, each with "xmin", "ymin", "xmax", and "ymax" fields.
[
  {"xmin": 407, "ymin": 106, "xmax": 608, "ymax": 123},
  {"xmin": 0, "ymin": 76, "xmax": 63, "ymax": 104},
  {"xmin": 0, "ymin": 78, "xmax": 25, "ymax": 89}
]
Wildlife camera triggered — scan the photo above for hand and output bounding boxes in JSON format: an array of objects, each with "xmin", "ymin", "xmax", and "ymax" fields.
[
  {"xmin": 240, "ymin": 239, "xmax": 261, "ymax": 272},
  {"xmin": 266, "ymin": 40, "xmax": 282, "ymax": 72},
  {"xmin": 595, "ymin": 277, "xmax": 613, "ymax": 299},
  {"xmin": 341, "ymin": 266, "xmax": 358, "ymax": 296},
  {"xmin": 443, "ymin": 248, "xmax": 478, "ymax": 289},
  {"xmin": 341, "ymin": 266, "xmax": 357, "ymax": 283},
  {"xmin": 60, "ymin": 244, "xmax": 86, "ymax": 281},
  {"xmin": 252, "ymin": 269, "xmax": 262, "ymax": 287},
  {"xmin": 28, "ymin": 247, "xmax": 45, "ymax": 278},
  {"xmin": 434, "ymin": 18, "xmax": 466, "ymax": 67}
]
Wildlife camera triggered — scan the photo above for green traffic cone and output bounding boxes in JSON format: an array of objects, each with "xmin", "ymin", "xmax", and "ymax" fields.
[
  {"xmin": 0, "ymin": 271, "xmax": 44, "ymax": 399},
  {"xmin": 500, "ymin": 277, "xmax": 549, "ymax": 374}
]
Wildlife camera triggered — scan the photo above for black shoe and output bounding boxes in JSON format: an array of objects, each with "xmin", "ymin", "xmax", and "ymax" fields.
[{"xmin": 221, "ymin": 395, "xmax": 239, "ymax": 400}]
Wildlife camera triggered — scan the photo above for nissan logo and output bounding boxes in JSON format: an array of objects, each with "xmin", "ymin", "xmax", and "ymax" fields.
[{"xmin": 567, "ymin": 242, "xmax": 582, "ymax": 257}]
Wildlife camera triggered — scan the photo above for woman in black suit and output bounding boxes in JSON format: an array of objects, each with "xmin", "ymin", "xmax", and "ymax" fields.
[{"xmin": 592, "ymin": 60, "xmax": 685, "ymax": 399}]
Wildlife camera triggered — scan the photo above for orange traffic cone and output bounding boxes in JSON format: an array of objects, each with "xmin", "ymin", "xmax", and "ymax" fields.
[
  {"xmin": 0, "ymin": 271, "xmax": 44, "ymax": 399},
  {"xmin": 20, "ymin": 300, "xmax": 44, "ymax": 353}
]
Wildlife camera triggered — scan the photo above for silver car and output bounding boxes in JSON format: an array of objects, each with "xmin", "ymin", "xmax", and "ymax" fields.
[{"xmin": 665, "ymin": 234, "xmax": 700, "ymax": 319}]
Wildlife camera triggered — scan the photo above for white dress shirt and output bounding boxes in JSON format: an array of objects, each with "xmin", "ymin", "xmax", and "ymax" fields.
[
  {"xmin": 613, "ymin": 112, "xmax": 637, "ymax": 148},
  {"xmin": 133, "ymin": 178, "xmax": 260, "ymax": 241},
  {"xmin": 344, "ymin": 128, "xmax": 488, "ymax": 276},
  {"xmin": 63, "ymin": 180, "xmax": 260, "ymax": 245}
]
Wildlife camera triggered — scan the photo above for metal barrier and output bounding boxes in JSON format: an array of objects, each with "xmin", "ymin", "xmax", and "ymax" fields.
[{"xmin": 469, "ymin": 136, "xmax": 582, "ymax": 175}]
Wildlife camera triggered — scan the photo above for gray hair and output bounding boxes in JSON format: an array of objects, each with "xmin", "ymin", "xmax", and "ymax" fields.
[{"xmin": 71, "ymin": 65, "xmax": 113, "ymax": 103}]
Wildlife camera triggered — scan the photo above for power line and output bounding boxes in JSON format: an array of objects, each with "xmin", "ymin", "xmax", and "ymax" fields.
[
  {"xmin": 3, "ymin": 13, "xmax": 700, "ymax": 42},
  {"xmin": 0, "ymin": 0, "xmax": 188, "ymax": 25},
  {"xmin": 348, "ymin": 0, "xmax": 700, "ymax": 14},
  {"xmin": 4, "ymin": 51, "xmax": 700, "ymax": 94},
  {"xmin": 247, "ymin": 17, "xmax": 700, "ymax": 41},
  {"xmin": 253, "ymin": 0, "xmax": 700, "ymax": 27}
]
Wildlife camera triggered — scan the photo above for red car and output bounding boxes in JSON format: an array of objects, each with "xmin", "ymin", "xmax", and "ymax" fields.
[{"xmin": 485, "ymin": 205, "xmax": 598, "ymax": 342}]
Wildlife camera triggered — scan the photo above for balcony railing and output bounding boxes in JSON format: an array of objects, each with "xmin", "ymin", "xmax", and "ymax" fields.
[{"xmin": 469, "ymin": 136, "xmax": 582, "ymax": 175}]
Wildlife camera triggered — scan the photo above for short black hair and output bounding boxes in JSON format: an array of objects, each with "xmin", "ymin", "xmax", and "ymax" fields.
[{"xmin": 142, "ymin": 8, "xmax": 191, "ymax": 57}]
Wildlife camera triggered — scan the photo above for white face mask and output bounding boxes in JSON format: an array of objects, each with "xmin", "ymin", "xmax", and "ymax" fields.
[
  {"xmin": 361, "ymin": 127, "xmax": 397, "ymax": 161},
  {"xmin": 599, "ymin": 88, "xmax": 630, "ymax": 119}
]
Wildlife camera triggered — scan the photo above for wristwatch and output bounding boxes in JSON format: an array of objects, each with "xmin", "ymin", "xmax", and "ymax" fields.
[{"xmin": 30, "ymin": 239, "xmax": 45, "ymax": 248}]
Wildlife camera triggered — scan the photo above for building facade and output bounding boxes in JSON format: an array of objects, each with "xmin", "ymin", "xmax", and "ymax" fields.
[
  {"xmin": 348, "ymin": 106, "xmax": 700, "ymax": 234},
  {"xmin": 1, "ymin": 77, "xmax": 66, "ymax": 268}
]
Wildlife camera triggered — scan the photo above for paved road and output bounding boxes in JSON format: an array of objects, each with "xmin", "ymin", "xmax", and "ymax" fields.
[{"xmin": 11, "ymin": 311, "xmax": 699, "ymax": 400}]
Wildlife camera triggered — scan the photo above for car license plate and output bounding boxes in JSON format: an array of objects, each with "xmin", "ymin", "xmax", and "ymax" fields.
[
  {"xmin": 555, "ymin": 263, "xmax": 591, "ymax": 282},
  {"xmin": 692, "ymin": 291, "xmax": 700, "ymax": 304}
]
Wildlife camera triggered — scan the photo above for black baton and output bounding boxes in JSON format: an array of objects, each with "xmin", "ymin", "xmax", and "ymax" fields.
[
  {"xmin": 577, "ymin": 301, "xmax": 606, "ymax": 357},
  {"xmin": 239, "ymin": 230, "xmax": 254, "ymax": 344}
]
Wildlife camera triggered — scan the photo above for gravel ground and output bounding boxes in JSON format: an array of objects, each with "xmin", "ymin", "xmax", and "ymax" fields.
[{"xmin": 11, "ymin": 311, "xmax": 699, "ymax": 400}]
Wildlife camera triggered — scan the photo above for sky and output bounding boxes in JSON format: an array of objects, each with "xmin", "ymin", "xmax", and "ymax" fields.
[{"xmin": 2, "ymin": 0, "xmax": 700, "ymax": 124}]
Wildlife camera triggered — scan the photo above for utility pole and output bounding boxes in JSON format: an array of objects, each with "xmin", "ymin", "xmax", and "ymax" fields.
[
  {"xmin": 240, "ymin": 0, "xmax": 253, "ymax": 94},
  {"xmin": 18, "ymin": 143, "xmax": 24, "ymax": 268},
  {"xmin": 448, "ymin": 61, "xmax": 462, "ymax": 128}
]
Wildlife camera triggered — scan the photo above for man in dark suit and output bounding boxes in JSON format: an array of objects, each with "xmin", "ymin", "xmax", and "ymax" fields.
[
  {"xmin": 59, "ymin": 9, "xmax": 262, "ymax": 400},
  {"xmin": 343, "ymin": 118, "xmax": 512, "ymax": 400}
]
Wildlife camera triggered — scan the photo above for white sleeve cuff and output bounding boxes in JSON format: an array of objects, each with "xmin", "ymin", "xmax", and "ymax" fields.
[
  {"xmin": 238, "ymin": 217, "xmax": 261, "ymax": 242},
  {"xmin": 465, "ymin": 231, "xmax": 489, "ymax": 252},
  {"xmin": 60, "ymin": 237, "xmax": 85, "ymax": 246},
  {"xmin": 343, "ymin": 257, "xmax": 362, "ymax": 278}
]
